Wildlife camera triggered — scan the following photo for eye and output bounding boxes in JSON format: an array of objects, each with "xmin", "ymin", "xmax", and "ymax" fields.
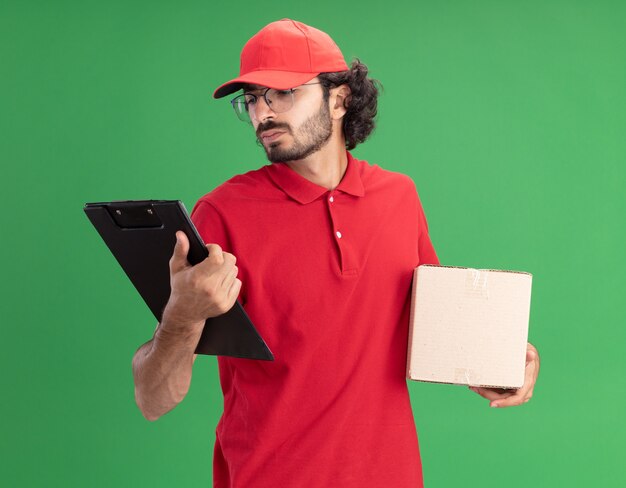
[
  {"xmin": 244, "ymin": 94, "xmax": 258, "ymax": 106},
  {"xmin": 270, "ymin": 89, "xmax": 293, "ymax": 100}
]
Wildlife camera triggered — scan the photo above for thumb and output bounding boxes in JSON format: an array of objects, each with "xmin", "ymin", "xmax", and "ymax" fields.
[
  {"xmin": 526, "ymin": 344, "xmax": 538, "ymax": 365},
  {"xmin": 169, "ymin": 231, "xmax": 190, "ymax": 273}
]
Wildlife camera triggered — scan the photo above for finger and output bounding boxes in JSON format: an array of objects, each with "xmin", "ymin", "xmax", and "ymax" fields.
[
  {"xmin": 490, "ymin": 358, "xmax": 538, "ymax": 407},
  {"xmin": 509, "ymin": 355, "xmax": 538, "ymax": 403},
  {"xmin": 218, "ymin": 252, "xmax": 237, "ymax": 272},
  {"xmin": 205, "ymin": 243, "xmax": 224, "ymax": 264},
  {"xmin": 221, "ymin": 265, "xmax": 239, "ymax": 289},
  {"xmin": 526, "ymin": 344, "xmax": 538, "ymax": 365},
  {"xmin": 490, "ymin": 389, "xmax": 527, "ymax": 408},
  {"xmin": 469, "ymin": 386, "xmax": 515, "ymax": 402},
  {"xmin": 227, "ymin": 278, "xmax": 242, "ymax": 303},
  {"xmin": 169, "ymin": 231, "xmax": 190, "ymax": 273},
  {"xmin": 196, "ymin": 244, "xmax": 224, "ymax": 273}
]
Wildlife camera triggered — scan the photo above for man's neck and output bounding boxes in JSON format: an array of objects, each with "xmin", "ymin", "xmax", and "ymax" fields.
[{"xmin": 284, "ymin": 138, "xmax": 348, "ymax": 190}]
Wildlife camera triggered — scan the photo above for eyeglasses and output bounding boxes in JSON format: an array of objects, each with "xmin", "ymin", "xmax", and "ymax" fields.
[{"xmin": 230, "ymin": 82, "xmax": 323, "ymax": 123}]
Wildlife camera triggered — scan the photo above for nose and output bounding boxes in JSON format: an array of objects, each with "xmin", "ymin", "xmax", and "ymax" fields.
[{"xmin": 250, "ymin": 95, "xmax": 275, "ymax": 123}]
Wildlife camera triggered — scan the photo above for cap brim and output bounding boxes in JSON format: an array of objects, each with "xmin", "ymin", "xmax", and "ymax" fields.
[{"xmin": 213, "ymin": 71, "xmax": 319, "ymax": 99}]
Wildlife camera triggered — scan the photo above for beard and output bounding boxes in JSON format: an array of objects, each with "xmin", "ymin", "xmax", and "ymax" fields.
[{"xmin": 256, "ymin": 99, "xmax": 333, "ymax": 163}]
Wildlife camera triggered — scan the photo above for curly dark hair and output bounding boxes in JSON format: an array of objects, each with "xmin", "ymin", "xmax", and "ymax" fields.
[{"xmin": 318, "ymin": 60, "xmax": 381, "ymax": 150}]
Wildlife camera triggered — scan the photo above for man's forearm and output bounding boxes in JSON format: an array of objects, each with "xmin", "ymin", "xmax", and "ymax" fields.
[
  {"xmin": 131, "ymin": 232, "xmax": 240, "ymax": 421},
  {"xmin": 132, "ymin": 321, "xmax": 203, "ymax": 421}
]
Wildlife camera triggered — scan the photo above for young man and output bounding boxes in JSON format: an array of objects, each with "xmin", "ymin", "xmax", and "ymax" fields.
[{"xmin": 132, "ymin": 19, "xmax": 540, "ymax": 488}]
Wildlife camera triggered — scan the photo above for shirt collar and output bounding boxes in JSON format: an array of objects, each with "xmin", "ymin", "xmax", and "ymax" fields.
[{"xmin": 265, "ymin": 152, "xmax": 365, "ymax": 205}]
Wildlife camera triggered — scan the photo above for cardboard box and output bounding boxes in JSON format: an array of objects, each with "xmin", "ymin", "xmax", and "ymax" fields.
[{"xmin": 407, "ymin": 265, "xmax": 532, "ymax": 389}]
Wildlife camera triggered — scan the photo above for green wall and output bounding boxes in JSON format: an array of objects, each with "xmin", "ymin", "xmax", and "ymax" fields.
[{"xmin": 2, "ymin": 1, "xmax": 624, "ymax": 486}]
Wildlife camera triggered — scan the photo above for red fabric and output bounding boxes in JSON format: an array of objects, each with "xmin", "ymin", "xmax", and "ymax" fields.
[
  {"xmin": 190, "ymin": 152, "xmax": 439, "ymax": 488},
  {"xmin": 213, "ymin": 19, "xmax": 349, "ymax": 99}
]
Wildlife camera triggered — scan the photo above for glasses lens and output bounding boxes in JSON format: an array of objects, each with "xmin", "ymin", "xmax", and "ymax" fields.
[
  {"xmin": 265, "ymin": 89, "xmax": 294, "ymax": 113},
  {"xmin": 231, "ymin": 95, "xmax": 251, "ymax": 123}
]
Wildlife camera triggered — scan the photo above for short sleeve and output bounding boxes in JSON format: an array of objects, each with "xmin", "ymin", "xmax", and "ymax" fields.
[
  {"xmin": 190, "ymin": 199, "xmax": 233, "ymax": 252},
  {"xmin": 416, "ymin": 194, "xmax": 440, "ymax": 266}
]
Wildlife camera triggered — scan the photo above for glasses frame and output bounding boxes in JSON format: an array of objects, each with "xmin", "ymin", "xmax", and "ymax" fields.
[{"xmin": 230, "ymin": 82, "xmax": 323, "ymax": 123}]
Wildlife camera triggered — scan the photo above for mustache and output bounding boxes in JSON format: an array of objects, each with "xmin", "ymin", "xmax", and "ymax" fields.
[{"xmin": 256, "ymin": 121, "xmax": 292, "ymax": 139}]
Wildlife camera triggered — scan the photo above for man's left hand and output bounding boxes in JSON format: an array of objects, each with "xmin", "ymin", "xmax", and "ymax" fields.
[{"xmin": 468, "ymin": 343, "xmax": 540, "ymax": 408}]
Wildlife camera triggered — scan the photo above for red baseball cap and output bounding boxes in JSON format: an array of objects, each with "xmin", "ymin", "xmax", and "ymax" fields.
[{"xmin": 213, "ymin": 19, "xmax": 349, "ymax": 99}]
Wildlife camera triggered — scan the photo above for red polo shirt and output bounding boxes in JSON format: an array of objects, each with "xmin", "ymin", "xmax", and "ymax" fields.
[{"xmin": 190, "ymin": 152, "xmax": 439, "ymax": 488}]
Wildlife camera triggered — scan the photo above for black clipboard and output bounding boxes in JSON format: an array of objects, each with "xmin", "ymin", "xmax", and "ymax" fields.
[{"xmin": 84, "ymin": 199, "xmax": 274, "ymax": 361}]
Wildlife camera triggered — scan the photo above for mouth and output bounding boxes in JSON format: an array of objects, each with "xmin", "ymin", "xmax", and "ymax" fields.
[{"xmin": 260, "ymin": 130, "xmax": 286, "ymax": 144}]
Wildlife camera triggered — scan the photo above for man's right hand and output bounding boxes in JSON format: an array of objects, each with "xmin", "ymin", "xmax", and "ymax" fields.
[
  {"xmin": 133, "ymin": 231, "xmax": 240, "ymax": 420},
  {"xmin": 161, "ymin": 231, "xmax": 242, "ymax": 331}
]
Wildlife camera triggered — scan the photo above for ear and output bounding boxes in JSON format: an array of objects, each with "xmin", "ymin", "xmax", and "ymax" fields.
[{"xmin": 329, "ymin": 84, "xmax": 351, "ymax": 120}]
